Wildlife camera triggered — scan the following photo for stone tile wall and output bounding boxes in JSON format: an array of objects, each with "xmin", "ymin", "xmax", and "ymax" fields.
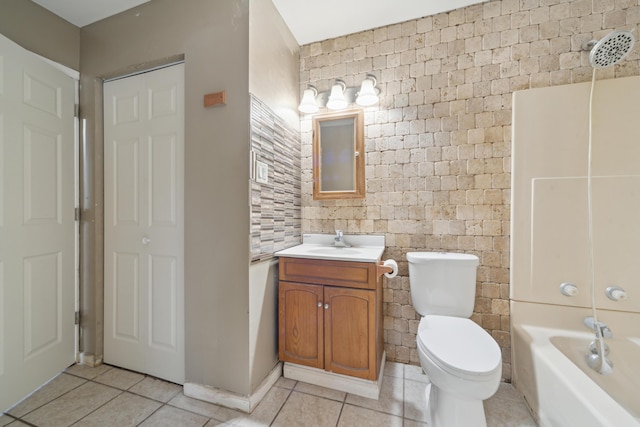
[
  {"xmin": 299, "ymin": 0, "xmax": 640, "ymax": 380},
  {"xmin": 250, "ymin": 95, "xmax": 302, "ymax": 262}
]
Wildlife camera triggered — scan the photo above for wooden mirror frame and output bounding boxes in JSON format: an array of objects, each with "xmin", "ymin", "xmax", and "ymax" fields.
[{"xmin": 312, "ymin": 110, "xmax": 365, "ymax": 200}]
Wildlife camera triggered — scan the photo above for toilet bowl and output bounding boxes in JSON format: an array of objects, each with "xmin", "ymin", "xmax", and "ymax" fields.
[
  {"xmin": 417, "ymin": 315, "xmax": 502, "ymax": 427},
  {"xmin": 407, "ymin": 252, "xmax": 502, "ymax": 427}
]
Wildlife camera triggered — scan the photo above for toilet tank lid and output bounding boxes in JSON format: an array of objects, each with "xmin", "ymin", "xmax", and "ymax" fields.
[{"xmin": 407, "ymin": 252, "xmax": 479, "ymax": 264}]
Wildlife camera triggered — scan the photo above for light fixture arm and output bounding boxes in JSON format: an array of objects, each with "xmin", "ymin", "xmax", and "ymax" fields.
[
  {"xmin": 333, "ymin": 79, "xmax": 346, "ymax": 92},
  {"xmin": 363, "ymin": 74, "xmax": 377, "ymax": 89}
]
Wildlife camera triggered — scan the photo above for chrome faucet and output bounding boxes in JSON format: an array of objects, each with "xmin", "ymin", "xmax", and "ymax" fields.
[
  {"xmin": 584, "ymin": 316, "xmax": 613, "ymax": 339},
  {"xmin": 584, "ymin": 316, "xmax": 614, "ymax": 374},
  {"xmin": 334, "ymin": 230, "xmax": 350, "ymax": 247}
]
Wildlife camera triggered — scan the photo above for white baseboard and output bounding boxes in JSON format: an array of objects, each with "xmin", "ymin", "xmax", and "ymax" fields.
[
  {"xmin": 184, "ymin": 362, "xmax": 282, "ymax": 413},
  {"xmin": 283, "ymin": 353, "xmax": 386, "ymax": 400}
]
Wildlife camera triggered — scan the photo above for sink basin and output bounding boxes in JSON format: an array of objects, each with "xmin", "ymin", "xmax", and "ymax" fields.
[
  {"xmin": 306, "ymin": 247, "xmax": 362, "ymax": 255},
  {"xmin": 274, "ymin": 234, "xmax": 385, "ymax": 263}
]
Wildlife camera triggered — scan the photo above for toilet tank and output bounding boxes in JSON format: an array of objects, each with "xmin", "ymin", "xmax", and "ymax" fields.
[{"xmin": 406, "ymin": 252, "xmax": 479, "ymax": 317}]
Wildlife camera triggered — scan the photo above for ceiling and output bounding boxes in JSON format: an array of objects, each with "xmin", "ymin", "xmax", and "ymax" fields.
[
  {"xmin": 31, "ymin": 0, "xmax": 151, "ymax": 28},
  {"xmin": 31, "ymin": 0, "xmax": 486, "ymax": 45},
  {"xmin": 271, "ymin": 0, "xmax": 486, "ymax": 45}
]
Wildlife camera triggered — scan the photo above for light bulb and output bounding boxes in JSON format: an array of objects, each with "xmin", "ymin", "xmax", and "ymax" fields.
[
  {"xmin": 298, "ymin": 86, "xmax": 319, "ymax": 114},
  {"xmin": 326, "ymin": 81, "xmax": 347, "ymax": 110},
  {"xmin": 356, "ymin": 76, "xmax": 379, "ymax": 106}
]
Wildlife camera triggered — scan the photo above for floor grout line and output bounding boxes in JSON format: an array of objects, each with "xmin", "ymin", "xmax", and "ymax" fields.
[
  {"xmin": 268, "ymin": 385, "xmax": 293, "ymax": 426},
  {"xmin": 4, "ymin": 363, "xmax": 536, "ymax": 427},
  {"xmin": 67, "ymin": 387, "xmax": 125, "ymax": 426},
  {"xmin": 133, "ymin": 401, "xmax": 167, "ymax": 427},
  {"xmin": 6, "ymin": 374, "xmax": 90, "ymax": 422}
]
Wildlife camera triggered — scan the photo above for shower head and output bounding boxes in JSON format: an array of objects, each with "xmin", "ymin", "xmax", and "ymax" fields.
[{"xmin": 582, "ymin": 30, "xmax": 635, "ymax": 69}]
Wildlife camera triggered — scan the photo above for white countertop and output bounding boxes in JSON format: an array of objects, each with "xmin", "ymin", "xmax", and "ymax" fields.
[{"xmin": 274, "ymin": 234, "xmax": 385, "ymax": 263}]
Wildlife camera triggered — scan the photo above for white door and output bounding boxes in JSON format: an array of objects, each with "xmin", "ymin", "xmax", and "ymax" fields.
[
  {"xmin": 0, "ymin": 34, "xmax": 76, "ymax": 411},
  {"xmin": 104, "ymin": 64, "xmax": 184, "ymax": 384}
]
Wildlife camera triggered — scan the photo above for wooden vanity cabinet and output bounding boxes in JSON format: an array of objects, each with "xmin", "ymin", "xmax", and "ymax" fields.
[
  {"xmin": 278, "ymin": 257, "xmax": 383, "ymax": 381},
  {"xmin": 278, "ymin": 281, "xmax": 324, "ymax": 369}
]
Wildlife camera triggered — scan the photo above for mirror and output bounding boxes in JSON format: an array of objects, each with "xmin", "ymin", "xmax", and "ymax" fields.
[{"xmin": 312, "ymin": 110, "xmax": 365, "ymax": 200}]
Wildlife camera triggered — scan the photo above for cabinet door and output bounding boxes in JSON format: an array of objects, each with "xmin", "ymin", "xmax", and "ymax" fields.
[
  {"xmin": 279, "ymin": 281, "xmax": 324, "ymax": 369},
  {"xmin": 324, "ymin": 287, "xmax": 377, "ymax": 380}
]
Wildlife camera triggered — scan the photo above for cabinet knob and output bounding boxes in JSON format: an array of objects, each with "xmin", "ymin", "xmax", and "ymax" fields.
[
  {"xmin": 324, "ymin": 304, "xmax": 329, "ymax": 310},
  {"xmin": 317, "ymin": 302, "xmax": 322, "ymax": 308}
]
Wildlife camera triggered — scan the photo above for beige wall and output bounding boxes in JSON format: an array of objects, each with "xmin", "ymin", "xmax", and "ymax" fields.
[
  {"xmin": 299, "ymin": 0, "xmax": 640, "ymax": 380},
  {"xmin": 80, "ymin": 0, "xmax": 252, "ymax": 394},
  {"xmin": 0, "ymin": 0, "xmax": 80, "ymax": 70},
  {"xmin": 249, "ymin": 0, "xmax": 300, "ymax": 130},
  {"xmin": 512, "ymin": 75, "xmax": 640, "ymax": 314},
  {"xmin": 1, "ymin": 0, "xmax": 297, "ymax": 397},
  {"xmin": 247, "ymin": 0, "xmax": 299, "ymax": 390},
  {"xmin": 248, "ymin": 260, "xmax": 278, "ymax": 390}
]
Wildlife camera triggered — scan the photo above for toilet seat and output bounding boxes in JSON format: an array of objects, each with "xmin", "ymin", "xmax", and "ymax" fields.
[{"xmin": 417, "ymin": 315, "xmax": 501, "ymax": 380}]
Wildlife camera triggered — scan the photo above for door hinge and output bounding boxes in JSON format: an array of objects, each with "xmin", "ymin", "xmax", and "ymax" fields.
[
  {"xmin": 74, "ymin": 103, "xmax": 80, "ymax": 118},
  {"xmin": 75, "ymin": 207, "xmax": 81, "ymax": 221},
  {"xmin": 75, "ymin": 311, "xmax": 80, "ymax": 325}
]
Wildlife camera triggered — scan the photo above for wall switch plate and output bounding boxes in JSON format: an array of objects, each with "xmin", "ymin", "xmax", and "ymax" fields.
[{"xmin": 256, "ymin": 160, "xmax": 268, "ymax": 184}]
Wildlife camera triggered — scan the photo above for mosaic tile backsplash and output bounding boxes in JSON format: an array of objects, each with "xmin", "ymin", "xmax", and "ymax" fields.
[{"xmin": 250, "ymin": 95, "xmax": 302, "ymax": 262}]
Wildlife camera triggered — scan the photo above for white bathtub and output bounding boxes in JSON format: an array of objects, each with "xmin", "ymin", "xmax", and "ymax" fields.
[{"xmin": 512, "ymin": 301, "xmax": 640, "ymax": 427}]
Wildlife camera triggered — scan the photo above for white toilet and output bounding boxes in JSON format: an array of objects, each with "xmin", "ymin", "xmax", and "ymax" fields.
[{"xmin": 407, "ymin": 252, "xmax": 502, "ymax": 427}]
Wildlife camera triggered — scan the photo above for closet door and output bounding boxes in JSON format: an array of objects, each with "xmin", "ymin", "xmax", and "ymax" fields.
[{"xmin": 104, "ymin": 63, "xmax": 184, "ymax": 384}]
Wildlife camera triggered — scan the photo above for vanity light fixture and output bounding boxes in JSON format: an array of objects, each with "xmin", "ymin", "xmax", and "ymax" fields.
[
  {"xmin": 355, "ymin": 74, "xmax": 379, "ymax": 107},
  {"xmin": 326, "ymin": 79, "xmax": 348, "ymax": 110},
  {"xmin": 298, "ymin": 76, "xmax": 381, "ymax": 114},
  {"xmin": 298, "ymin": 85, "xmax": 319, "ymax": 114}
]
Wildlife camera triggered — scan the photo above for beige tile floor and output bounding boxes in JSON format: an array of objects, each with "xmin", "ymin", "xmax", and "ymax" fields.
[{"xmin": 1, "ymin": 362, "xmax": 537, "ymax": 426}]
